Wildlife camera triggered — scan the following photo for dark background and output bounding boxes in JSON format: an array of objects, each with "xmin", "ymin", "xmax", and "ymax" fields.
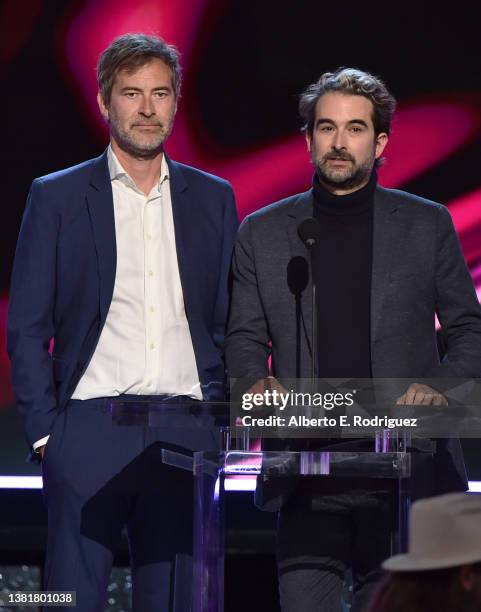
[{"xmin": 1, "ymin": 0, "xmax": 481, "ymax": 608}]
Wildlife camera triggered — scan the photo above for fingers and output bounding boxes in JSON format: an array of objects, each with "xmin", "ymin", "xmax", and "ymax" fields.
[
  {"xmin": 405, "ymin": 388, "xmax": 418, "ymax": 405},
  {"xmin": 396, "ymin": 384, "xmax": 447, "ymax": 406},
  {"xmin": 421, "ymin": 392, "xmax": 433, "ymax": 405},
  {"xmin": 439, "ymin": 394, "xmax": 448, "ymax": 406}
]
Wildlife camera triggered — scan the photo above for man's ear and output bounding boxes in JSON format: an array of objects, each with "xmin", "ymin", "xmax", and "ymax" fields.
[
  {"xmin": 375, "ymin": 132, "xmax": 388, "ymax": 160},
  {"xmin": 97, "ymin": 92, "xmax": 109, "ymax": 122},
  {"xmin": 305, "ymin": 132, "xmax": 312, "ymax": 153}
]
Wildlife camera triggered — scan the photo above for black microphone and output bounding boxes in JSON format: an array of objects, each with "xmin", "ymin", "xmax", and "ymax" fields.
[
  {"xmin": 287, "ymin": 256, "xmax": 309, "ymax": 295},
  {"xmin": 298, "ymin": 218, "xmax": 321, "ymax": 248},
  {"xmin": 287, "ymin": 256, "xmax": 309, "ymax": 379}
]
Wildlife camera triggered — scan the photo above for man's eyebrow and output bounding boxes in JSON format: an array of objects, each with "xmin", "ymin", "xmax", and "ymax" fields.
[
  {"xmin": 315, "ymin": 118, "xmax": 369, "ymax": 128},
  {"xmin": 315, "ymin": 118, "xmax": 336, "ymax": 127},
  {"xmin": 347, "ymin": 119, "xmax": 369, "ymax": 127},
  {"xmin": 120, "ymin": 86, "xmax": 172, "ymax": 92}
]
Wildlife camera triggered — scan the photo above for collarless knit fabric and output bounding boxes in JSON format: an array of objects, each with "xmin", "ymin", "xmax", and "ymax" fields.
[{"xmin": 312, "ymin": 171, "xmax": 376, "ymax": 378}]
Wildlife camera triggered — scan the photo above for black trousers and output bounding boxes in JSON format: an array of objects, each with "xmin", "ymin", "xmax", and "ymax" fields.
[{"xmin": 277, "ymin": 479, "xmax": 395, "ymax": 612}]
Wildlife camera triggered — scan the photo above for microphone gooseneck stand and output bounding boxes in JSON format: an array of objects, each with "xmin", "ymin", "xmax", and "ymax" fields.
[
  {"xmin": 297, "ymin": 218, "xmax": 321, "ymax": 391},
  {"xmin": 287, "ymin": 256, "xmax": 309, "ymax": 379}
]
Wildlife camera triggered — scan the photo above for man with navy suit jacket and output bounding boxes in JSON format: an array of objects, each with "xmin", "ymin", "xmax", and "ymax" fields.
[{"xmin": 8, "ymin": 34, "xmax": 238, "ymax": 611}]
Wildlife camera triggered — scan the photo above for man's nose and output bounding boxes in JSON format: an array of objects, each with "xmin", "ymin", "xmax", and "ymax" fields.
[
  {"xmin": 138, "ymin": 96, "xmax": 155, "ymax": 117},
  {"xmin": 332, "ymin": 131, "xmax": 347, "ymax": 150}
]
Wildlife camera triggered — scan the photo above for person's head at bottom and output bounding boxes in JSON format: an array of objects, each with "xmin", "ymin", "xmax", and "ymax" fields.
[{"xmin": 366, "ymin": 492, "xmax": 481, "ymax": 612}]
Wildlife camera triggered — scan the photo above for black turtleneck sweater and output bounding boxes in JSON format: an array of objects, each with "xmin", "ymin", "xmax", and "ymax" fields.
[{"xmin": 312, "ymin": 171, "xmax": 376, "ymax": 378}]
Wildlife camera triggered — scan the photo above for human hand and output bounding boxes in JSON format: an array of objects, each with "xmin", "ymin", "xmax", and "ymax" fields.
[
  {"xmin": 235, "ymin": 377, "xmax": 289, "ymax": 424},
  {"xmin": 396, "ymin": 383, "xmax": 448, "ymax": 406},
  {"xmin": 245, "ymin": 376, "xmax": 289, "ymax": 397}
]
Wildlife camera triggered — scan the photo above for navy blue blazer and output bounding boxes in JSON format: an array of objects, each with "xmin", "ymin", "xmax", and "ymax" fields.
[{"xmin": 7, "ymin": 151, "xmax": 239, "ymax": 449}]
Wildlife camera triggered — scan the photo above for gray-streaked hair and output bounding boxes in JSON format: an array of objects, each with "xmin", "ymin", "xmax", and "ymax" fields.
[
  {"xmin": 299, "ymin": 67, "xmax": 396, "ymax": 137},
  {"xmin": 97, "ymin": 33, "xmax": 182, "ymax": 104}
]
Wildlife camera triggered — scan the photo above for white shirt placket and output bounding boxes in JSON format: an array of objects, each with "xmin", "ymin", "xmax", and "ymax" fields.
[{"xmin": 144, "ymin": 186, "xmax": 161, "ymax": 391}]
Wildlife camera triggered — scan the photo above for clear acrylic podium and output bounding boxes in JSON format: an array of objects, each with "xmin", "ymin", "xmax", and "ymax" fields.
[
  {"xmin": 110, "ymin": 400, "xmax": 416, "ymax": 611},
  {"xmin": 192, "ymin": 446, "xmax": 412, "ymax": 612}
]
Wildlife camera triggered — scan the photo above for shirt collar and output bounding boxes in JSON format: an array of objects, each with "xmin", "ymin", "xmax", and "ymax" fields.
[{"xmin": 107, "ymin": 144, "xmax": 169, "ymax": 192}]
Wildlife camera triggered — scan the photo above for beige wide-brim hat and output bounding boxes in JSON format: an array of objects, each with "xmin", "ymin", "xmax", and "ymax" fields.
[{"xmin": 383, "ymin": 492, "xmax": 481, "ymax": 571}]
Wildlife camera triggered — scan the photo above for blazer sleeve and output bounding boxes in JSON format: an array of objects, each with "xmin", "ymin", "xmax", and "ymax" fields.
[
  {"xmin": 7, "ymin": 178, "xmax": 59, "ymax": 449},
  {"xmin": 225, "ymin": 216, "xmax": 271, "ymax": 382},
  {"xmin": 433, "ymin": 205, "xmax": 481, "ymax": 378}
]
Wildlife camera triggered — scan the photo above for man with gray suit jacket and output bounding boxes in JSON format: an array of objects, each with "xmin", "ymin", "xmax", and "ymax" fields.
[{"xmin": 225, "ymin": 68, "xmax": 481, "ymax": 611}]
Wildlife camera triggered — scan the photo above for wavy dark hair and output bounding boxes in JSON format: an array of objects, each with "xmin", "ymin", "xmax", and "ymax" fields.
[
  {"xmin": 299, "ymin": 67, "xmax": 396, "ymax": 137},
  {"xmin": 97, "ymin": 33, "xmax": 182, "ymax": 105}
]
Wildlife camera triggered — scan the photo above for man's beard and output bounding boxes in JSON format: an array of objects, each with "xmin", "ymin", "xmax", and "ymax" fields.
[
  {"xmin": 109, "ymin": 116, "xmax": 173, "ymax": 159},
  {"xmin": 314, "ymin": 148, "xmax": 375, "ymax": 191}
]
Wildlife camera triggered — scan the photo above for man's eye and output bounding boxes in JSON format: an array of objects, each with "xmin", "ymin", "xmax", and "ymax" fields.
[
  {"xmin": 350, "ymin": 126, "xmax": 363, "ymax": 133},
  {"xmin": 320, "ymin": 125, "xmax": 333, "ymax": 132},
  {"xmin": 125, "ymin": 92, "xmax": 138, "ymax": 98},
  {"xmin": 154, "ymin": 92, "xmax": 168, "ymax": 98}
]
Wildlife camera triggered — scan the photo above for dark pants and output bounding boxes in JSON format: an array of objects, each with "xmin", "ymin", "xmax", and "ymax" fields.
[
  {"xmin": 277, "ymin": 479, "xmax": 395, "ymax": 612},
  {"xmin": 41, "ymin": 397, "xmax": 219, "ymax": 612}
]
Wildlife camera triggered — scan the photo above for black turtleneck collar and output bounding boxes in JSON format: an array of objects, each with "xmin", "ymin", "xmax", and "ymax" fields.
[{"xmin": 312, "ymin": 170, "xmax": 377, "ymax": 216}]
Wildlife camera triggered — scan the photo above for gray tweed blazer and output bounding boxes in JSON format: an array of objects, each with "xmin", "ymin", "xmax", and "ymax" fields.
[{"xmin": 226, "ymin": 186, "xmax": 481, "ymax": 499}]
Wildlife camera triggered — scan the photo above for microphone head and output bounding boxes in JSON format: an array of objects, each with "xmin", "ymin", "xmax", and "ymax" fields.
[
  {"xmin": 298, "ymin": 218, "xmax": 321, "ymax": 247},
  {"xmin": 287, "ymin": 256, "xmax": 309, "ymax": 295}
]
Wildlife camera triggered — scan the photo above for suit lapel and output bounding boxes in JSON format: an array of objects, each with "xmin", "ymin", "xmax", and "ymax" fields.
[
  {"xmin": 371, "ymin": 186, "xmax": 399, "ymax": 345},
  {"xmin": 165, "ymin": 156, "xmax": 194, "ymax": 317},
  {"xmin": 86, "ymin": 151, "xmax": 117, "ymax": 324},
  {"xmin": 286, "ymin": 190, "xmax": 315, "ymax": 359}
]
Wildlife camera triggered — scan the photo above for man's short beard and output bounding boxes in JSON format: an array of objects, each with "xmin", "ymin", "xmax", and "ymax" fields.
[
  {"xmin": 110, "ymin": 123, "xmax": 170, "ymax": 160},
  {"xmin": 314, "ymin": 152, "xmax": 375, "ymax": 191}
]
